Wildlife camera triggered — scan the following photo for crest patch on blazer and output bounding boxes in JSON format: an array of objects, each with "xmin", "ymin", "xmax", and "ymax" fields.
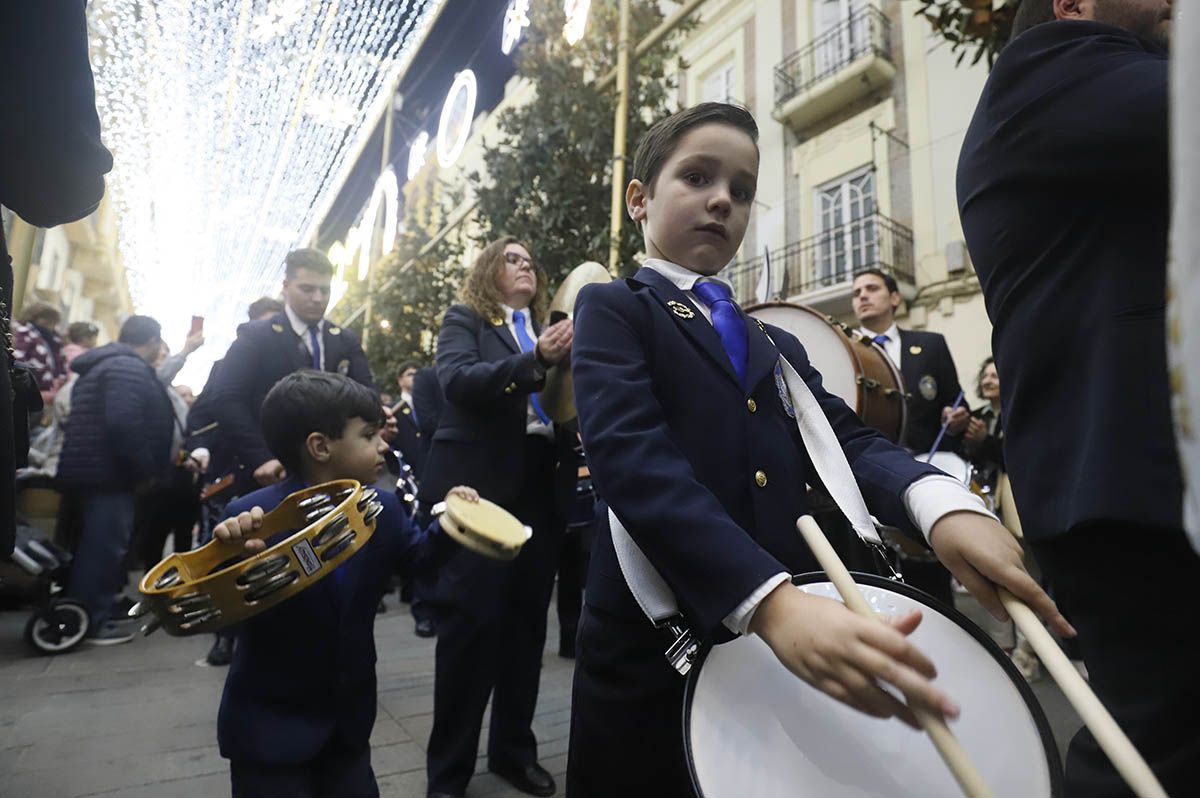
[{"xmin": 918, "ymin": 374, "xmax": 938, "ymax": 401}]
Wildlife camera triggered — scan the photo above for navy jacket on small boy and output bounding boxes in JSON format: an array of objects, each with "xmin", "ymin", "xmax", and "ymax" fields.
[{"xmin": 217, "ymin": 476, "xmax": 453, "ymax": 765}]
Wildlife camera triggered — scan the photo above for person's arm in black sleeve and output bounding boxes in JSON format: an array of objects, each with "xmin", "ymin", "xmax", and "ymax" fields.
[
  {"xmin": 435, "ymin": 305, "xmax": 545, "ymax": 410},
  {"xmin": 0, "ymin": 2, "xmax": 113, "ymax": 226},
  {"xmin": 206, "ymin": 327, "xmax": 275, "ymax": 471}
]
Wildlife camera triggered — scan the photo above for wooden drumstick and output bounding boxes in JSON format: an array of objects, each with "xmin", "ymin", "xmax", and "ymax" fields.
[
  {"xmin": 796, "ymin": 515, "xmax": 993, "ymax": 798},
  {"xmin": 998, "ymin": 589, "xmax": 1169, "ymax": 798}
]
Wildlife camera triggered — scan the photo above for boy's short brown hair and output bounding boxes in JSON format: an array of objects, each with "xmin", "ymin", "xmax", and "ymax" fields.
[{"xmin": 631, "ymin": 102, "xmax": 759, "ymax": 196}]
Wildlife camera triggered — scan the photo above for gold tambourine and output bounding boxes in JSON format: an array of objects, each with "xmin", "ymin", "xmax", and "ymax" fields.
[
  {"xmin": 130, "ymin": 480, "xmax": 382, "ymax": 636},
  {"xmin": 435, "ymin": 494, "xmax": 530, "ymax": 561},
  {"xmin": 542, "ymin": 261, "xmax": 612, "ymax": 423}
]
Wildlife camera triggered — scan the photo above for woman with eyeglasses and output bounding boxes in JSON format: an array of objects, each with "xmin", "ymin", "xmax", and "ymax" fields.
[{"xmin": 419, "ymin": 236, "xmax": 576, "ymax": 798}]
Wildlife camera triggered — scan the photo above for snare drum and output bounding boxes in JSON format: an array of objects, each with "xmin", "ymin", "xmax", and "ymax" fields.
[
  {"xmin": 746, "ymin": 302, "xmax": 907, "ymax": 443},
  {"xmin": 685, "ymin": 573, "xmax": 1063, "ymax": 797}
]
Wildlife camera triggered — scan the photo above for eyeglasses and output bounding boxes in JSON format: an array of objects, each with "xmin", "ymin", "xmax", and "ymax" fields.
[{"xmin": 504, "ymin": 251, "xmax": 535, "ymax": 270}]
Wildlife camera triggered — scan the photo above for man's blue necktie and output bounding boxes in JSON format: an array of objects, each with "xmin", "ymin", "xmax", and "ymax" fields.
[
  {"xmin": 873, "ymin": 333, "xmax": 889, "ymax": 346},
  {"xmin": 308, "ymin": 324, "xmax": 322, "ymax": 370},
  {"xmin": 691, "ymin": 280, "xmax": 748, "ymax": 386},
  {"xmin": 511, "ymin": 310, "xmax": 551, "ymax": 424}
]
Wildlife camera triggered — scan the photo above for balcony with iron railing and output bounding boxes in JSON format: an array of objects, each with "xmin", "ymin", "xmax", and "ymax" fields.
[
  {"xmin": 772, "ymin": 7, "xmax": 896, "ymax": 131},
  {"xmin": 725, "ymin": 212, "xmax": 914, "ymax": 311}
]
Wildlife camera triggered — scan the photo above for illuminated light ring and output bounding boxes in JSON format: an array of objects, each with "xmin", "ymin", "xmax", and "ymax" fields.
[
  {"xmin": 436, "ymin": 70, "xmax": 477, "ymax": 169},
  {"xmin": 501, "ymin": 0, "xmax": 530, "ymax": 55},
  {"xmin": 356, "ymin": 167, "xmax": 400, "ymax": 281},
  {"xmin": 563, "ymin": 0, "xmax": 591, "ymax": 45}
]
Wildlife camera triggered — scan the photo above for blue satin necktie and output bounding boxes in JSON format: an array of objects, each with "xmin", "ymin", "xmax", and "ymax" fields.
[
  {"xmin": 873, "ymin": 333, "xmax": 889, "ymax": 346},
  {"xmin": 308, "ymin": 324, "xmax": 322, "ymax": 370},
  {"xmin": 691, "ymin": 280, "xmax": 748, "ymax": 386},
  {"xmin": 511, "ymin": 310, "xmax": 551, "ymax": 424}
]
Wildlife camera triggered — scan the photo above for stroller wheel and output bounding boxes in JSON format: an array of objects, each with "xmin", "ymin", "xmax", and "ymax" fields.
[{"xmin": 24, "ymin": 599, "xmax": 90, "ymax": 655}]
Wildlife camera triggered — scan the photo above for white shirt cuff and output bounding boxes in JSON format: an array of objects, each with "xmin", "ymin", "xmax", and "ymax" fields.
[
  {"xmin": 725, "ymin": 572, "xmax": 790, "ymax": 636},
  {"xmin": 902, "ymin": 474, "xmax": 997, "ymax": 544}
]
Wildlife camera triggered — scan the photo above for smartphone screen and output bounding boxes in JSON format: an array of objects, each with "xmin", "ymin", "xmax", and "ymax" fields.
[
  {"xmin": 549, "ymin": 310, "xmax": 569, "ymax": 325},
  {"xmin": 189, "ymin": 315, "xmax": 204, "ymax": 336}
]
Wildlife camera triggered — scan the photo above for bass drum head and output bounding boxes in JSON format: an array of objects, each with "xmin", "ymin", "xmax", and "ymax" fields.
[
  {"xmin": 747, "ymin": 303, "xmax": 860, "ymax": 411},
  {"xmin": 684, "ymin": 573, "xmax": 1062, "ymax": 797}
]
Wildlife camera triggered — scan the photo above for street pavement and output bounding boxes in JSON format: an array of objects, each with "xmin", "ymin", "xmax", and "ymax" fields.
[{"xmin": 0, "ymin": 588, "xmax": 1082, "ymax": 797}]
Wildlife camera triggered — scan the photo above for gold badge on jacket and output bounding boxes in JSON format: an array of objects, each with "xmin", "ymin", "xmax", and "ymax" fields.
[
  {"xmin": 667, "ymin": 300, "xmax": 695, "ymax": 319},
  {"xmin": 271, "ymin": 323, "xmax": 284, "ymax": 333},
  {"xmin": 328, "ymin": 326, "xmax": 341, "ymax": 336},
  {"xmin": 918, "ymin": 375, "xmax": 938, "ymax": 401},
  {"xmin": 909, "ymin": 344, "xmax": 923, "ymax": 356}
]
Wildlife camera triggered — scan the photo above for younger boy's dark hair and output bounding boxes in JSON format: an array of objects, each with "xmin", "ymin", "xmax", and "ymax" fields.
[
  {"xmin": 261, "ymin": 370, "xmax": 383, "ymax": 475},
  {"xmin": 853, "ymin": 267, "xmax": 899, "ymax": 295},
  {"xmin": 284, "ymin": 248, "xmax": 335, "ymax": 279},
  {"xmin": 396, "ymin": 360, "xmax": 421, "ymax": 378},
  {"xmin": 632, "ymin": 102, "xmax": 759, "ymax": 196}
]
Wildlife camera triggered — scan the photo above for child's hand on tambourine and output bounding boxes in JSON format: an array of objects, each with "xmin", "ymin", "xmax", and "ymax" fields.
[
  {"xmin": 444, "ymin": 486, "xmax": 479, "ymax": 504},
  {"xmin": 214, "ymin": 507, "xmax": 267, "ymax": 552}
]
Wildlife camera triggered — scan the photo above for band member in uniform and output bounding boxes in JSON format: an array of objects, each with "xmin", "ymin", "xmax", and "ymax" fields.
[
  {"xmin": 421, "ymin": 237, "xmax": 575, "ymax": 798},
  {"xmin": 853, "ymin": 268, "xmax": 968, "ymax": 605},
  {"xmin": 958, "ymin": 3, "xmax": 1196, "ymax": 793},
  {"xmin": 391, "ymin": 360, "xmax": 427, "ymax": 478},
  {"xmin": 208, "ymin": 248, "xmax": 376, "ymax": 496},
  {"xmin": 210, "ymin": 370, "xmax": 475, "ymax": 798},
  {"xmin": 567, "ymin": 102, "xmax": 1071, "ymax": 796},
  {"xmin": 406, "ymin": 364, "xmax": 444, "ymax": 637}
]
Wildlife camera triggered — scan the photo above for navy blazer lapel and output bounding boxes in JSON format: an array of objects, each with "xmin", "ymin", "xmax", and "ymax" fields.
[
  {"xmin": 272, "ymin": 313, "xmax": 311, "ymax": 371},
  {"xmin": 634, "ymin": 267, "xmax": 742, "ymax": 388},
  {"xmin": 743, "ymin": 315, "xmax": 780, "ymax": 392},
  {"xmin": 487, "ymin": 316, "xmax": 520, "ymax": 355},
  {"xmin": 897, "ymin": 328, "xmax": 921, "ymax": 386}
]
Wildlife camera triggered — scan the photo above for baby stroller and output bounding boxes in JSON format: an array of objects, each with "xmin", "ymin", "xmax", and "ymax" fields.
[{"xmin": 4, "ymin": 524, "xmax": 90, "ymax": 654}]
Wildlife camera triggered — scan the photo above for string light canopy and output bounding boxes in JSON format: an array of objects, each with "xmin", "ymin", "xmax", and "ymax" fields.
[{"xmin": 86, "ymin": 0, "xmax": 447, "ymax": 387}]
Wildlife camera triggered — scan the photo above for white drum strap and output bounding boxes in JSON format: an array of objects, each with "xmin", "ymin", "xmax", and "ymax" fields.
[{"xmin": 611, "ymin": 351, "xmax": 885, "ymax": 631}]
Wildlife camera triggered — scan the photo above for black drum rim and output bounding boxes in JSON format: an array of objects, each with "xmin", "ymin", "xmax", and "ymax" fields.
[{"xmin": 681, "ymin": 571, "xmax": 1064, "ymax": 798}]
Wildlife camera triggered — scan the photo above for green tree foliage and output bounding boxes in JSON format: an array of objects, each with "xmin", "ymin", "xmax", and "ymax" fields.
[
  {"xmin": 471, "ymin": 0, "xmax": 692, "ymax": 286},
  {"xmin": 914, "ymin": 0, "xmax": 1018, "ymax": 68},
  {"xmin": 335, "ymin": 175, "xmax": 465, "ymax": 382}
]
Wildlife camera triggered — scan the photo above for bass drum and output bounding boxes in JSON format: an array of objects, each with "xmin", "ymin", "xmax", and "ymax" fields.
[
  {"xmin": 684, "ymin": 573, "xmax": 1063, "ymax": 798},
  {"xmin": 746, "ymin": 302, "xmax": 907, "ymax": 444}
]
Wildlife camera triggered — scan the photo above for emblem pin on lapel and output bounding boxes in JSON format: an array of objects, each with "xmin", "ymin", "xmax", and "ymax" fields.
[
  {"xmin": 271, "ymin": 323, "xmax": 284, "ymax": 333},
  {"xmin": 909, "ymin": 344, "xmax": 923, "ymax": 356},
  {"xmin": 667, "ymin": 300, "xmax": 695, "ymax": 319}
]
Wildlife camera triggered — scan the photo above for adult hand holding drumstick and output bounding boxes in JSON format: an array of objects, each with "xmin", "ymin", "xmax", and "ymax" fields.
[{"xmin": 749, "ymin": 511, "xmax": 1074, "ymax": 730}]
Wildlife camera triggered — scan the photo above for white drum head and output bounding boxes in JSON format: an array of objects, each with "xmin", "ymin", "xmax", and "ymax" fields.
[
  {"xmin": 924, "ymin": 451, "xmax": 971, "ymax": 484},
  {"xmin": 686, "ymin": 574, "xmax": 1060, "ymax": 797},
  {"xmin": 749, "ymin": 304, "xmax": 859, "ymax": 411}
]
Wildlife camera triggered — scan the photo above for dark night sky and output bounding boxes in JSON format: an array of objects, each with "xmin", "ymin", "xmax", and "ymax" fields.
[{"xmin": 315, "ymin": 0, "xmax": 518, "ymax": 249}]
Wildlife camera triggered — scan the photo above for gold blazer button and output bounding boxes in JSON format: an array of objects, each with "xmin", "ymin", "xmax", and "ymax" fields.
[{"xmin": 754, "ymin": 470, "xmax": 768, "ymax": 488}]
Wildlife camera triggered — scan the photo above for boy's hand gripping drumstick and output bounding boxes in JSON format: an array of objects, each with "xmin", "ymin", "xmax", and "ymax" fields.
[
  {"xmin": 996, "ymin": 593, "xmax": 1166, "ymax": 797},
  {"xmin": 796, "ymin": 515, "xmax": 993, "ymax": 798}
]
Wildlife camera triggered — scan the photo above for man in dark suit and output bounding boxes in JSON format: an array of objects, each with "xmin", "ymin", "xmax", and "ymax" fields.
[
  {"xmin": 208, "ymin": 248, "xmax": 376, "ymax": 495},
  {"xmin": 957, "ymin": 4, "xmax": 1193, "ymax": 794},
  {"xmin": 401, "ymin": 363, "xmax": 443, "ymax": 637},
  {"xmin": 410, "ymin": 365, "xmax": 443, "ymax": 477},
  {"xmin": 853, "ymin": 268, "xmax": 967, "ymax": 605},
  {"xmin": 421, "ymin": 237, "xmax": 575, "ymax": 798}
]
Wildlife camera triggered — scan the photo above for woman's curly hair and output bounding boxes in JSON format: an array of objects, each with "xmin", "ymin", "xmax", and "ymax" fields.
[{"xmin": 458, "ymin": 235, "xmax": 549, "ymax": 323}]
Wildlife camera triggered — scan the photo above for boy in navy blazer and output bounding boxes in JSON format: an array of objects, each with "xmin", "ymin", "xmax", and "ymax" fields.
[
  {"xmin": 566, "ymin": 103, "xmax": 1073, "ymax": 795},
  {"xmin": 210, "ymin": 370, "xmax": 475, "ymax": 797}
]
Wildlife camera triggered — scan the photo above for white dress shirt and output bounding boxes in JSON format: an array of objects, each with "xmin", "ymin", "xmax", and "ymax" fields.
[
  {"xmin": 500, "ymin": 303, "xmax": 553, "ymax": 439},
  {"xmin": 641, "ymin": 259, "xmax": 995, "ymax": 635},
  {"xmin": 859, "ymin": 321, "xmax": 902, "ymax": 367},
  {"xmin": 285, "ymin": 304, "xmax": 325, "ymax": 371}
]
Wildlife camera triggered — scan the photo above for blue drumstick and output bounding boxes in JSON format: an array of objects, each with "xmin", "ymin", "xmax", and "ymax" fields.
[{"xmin": 924, "ymin": 389, "xmax": 965, "ymax": 463}]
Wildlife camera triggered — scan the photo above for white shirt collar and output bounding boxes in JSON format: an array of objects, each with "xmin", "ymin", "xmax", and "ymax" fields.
[
  {"xmin": 284, "ymin": 304, "xmax": 322, "ymax": 337},
  {"xmin": 643, "ymin": 258, "xmax": 735, "ymax": 294},
  {"xmin": 859, "ymin": 321, "xmax": 899, "ymax": 342},
  {"xmin": 500, "ymin": 302, "xmax": 534, "ymax": 326}
]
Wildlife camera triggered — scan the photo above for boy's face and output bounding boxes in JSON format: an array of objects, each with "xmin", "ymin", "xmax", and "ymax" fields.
[
  {"xmin": 627, "ymin": 123, "xmax": 758, "ymax": 276},
  {"xmin": 323, "ymin": 417, "xmax": 388, "ymax": 484}
]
